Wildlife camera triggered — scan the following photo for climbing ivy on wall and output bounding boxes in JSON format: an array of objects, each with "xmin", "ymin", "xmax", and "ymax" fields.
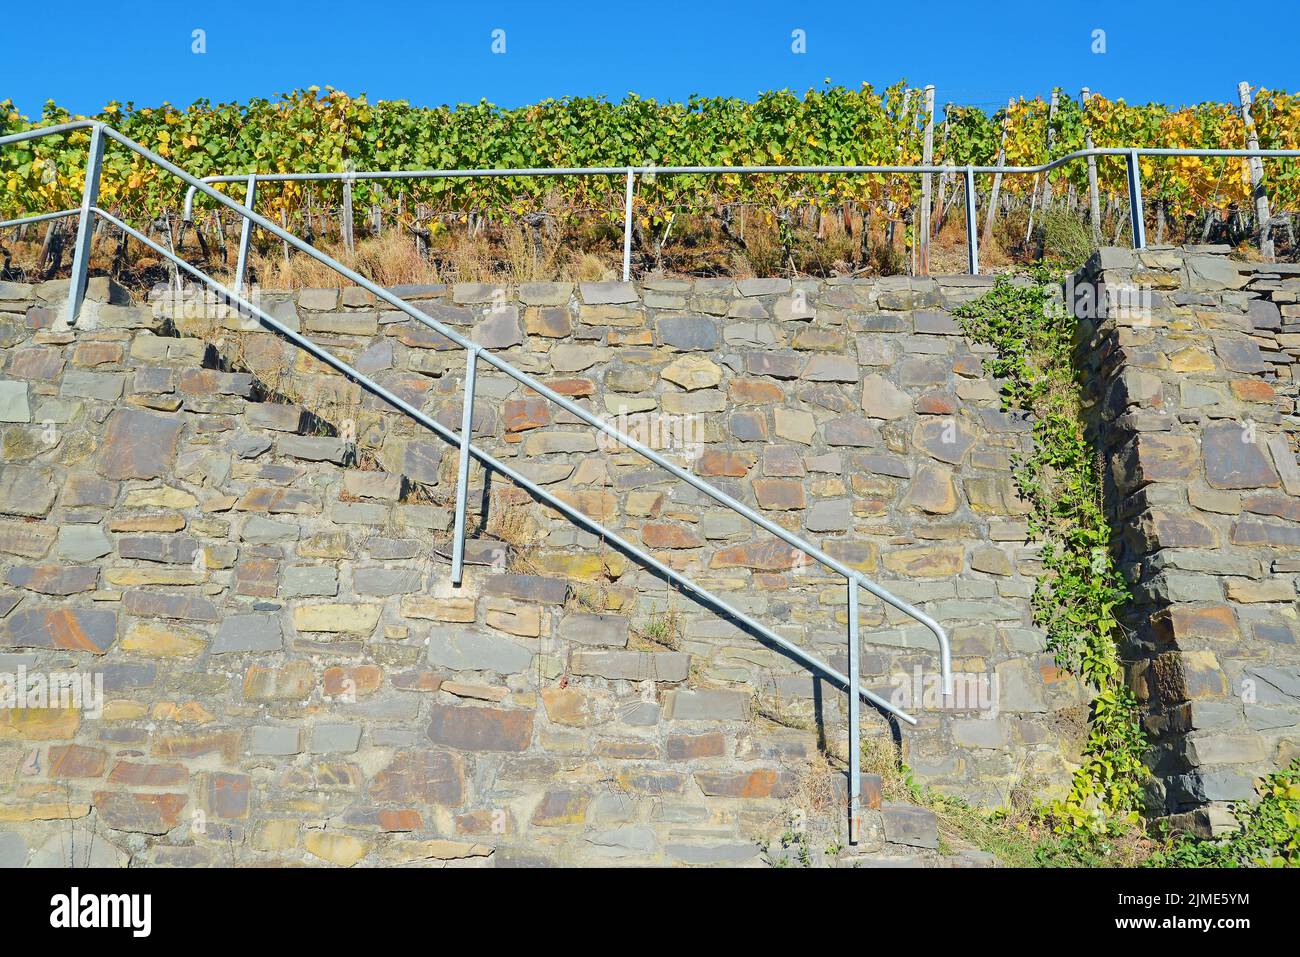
[{"xmin": 955, "ymin": 269, "xmax": 1148, "ymax": 830}]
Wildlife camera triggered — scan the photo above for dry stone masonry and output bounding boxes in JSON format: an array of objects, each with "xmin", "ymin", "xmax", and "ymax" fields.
[
  {"xmin": 0, "ymin": 247, "xmax": 1293, "ymax": 866},
  {"xmin": 1076, "ymin": 246, "xmax": 1300, "ymax": 830}
]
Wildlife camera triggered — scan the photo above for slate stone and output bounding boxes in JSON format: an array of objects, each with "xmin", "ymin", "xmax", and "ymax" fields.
[
  {"xmin": 1247, "ymin": 297, "xmax": 1281, "ymax": 331},
  {"xmin": 1167, "ymin": 771, "xmax": 1256, "ymax": 806},
  {"xmin": 744, "ymin": 352, "xmax": 804, "ymax": 379},
  {"xmin": 472, "ymin": 306, "xmax": 524, "ymax": 348},
  {"xmin": 353, "ymin": 566, "xmax": 423, "ymax": 597},
  {"xmin": 1187, "ymin": 255, "xmax": 1247, "ymax": 291},
  {"xmin": 737, "ymin": 278, "xmax": 790, "ymax": 297},
  {"xmin": 61, "ymin": 369, "xmax": 125, "ymax": 402},
  {"xmin": 579, "ymin": 281, "xmax": 637, "ymax": 305},
  {"xmin": 881, "ymin": 802, "xmax": 939, "ymax": 848},
  {"xmin": 666, "ymin": 842, "xmax": 760, "ymax": 865},
  {"xmin": 803, "ymin": 355, "xmax": 858, "ymax": 382},
  {"xmin": 276, "ymin": 434, "xmax": 349, "ymax": 464},
  {"xmin": 281, "ymin": 565, "xmax": 338, "ymax": 598},
  {"xmin": 117, "ymin": 535, "xmax": 201, "ymax": 565},
  {"xmin": 426, "ymin": 702, "xmax": 534, "ymax": 752},
  {"xmin": 3, "ymin": 607, "xmax": 117, "ymax": 654},
  {"xmin": 481, "ymin": 574, "xmax": 568, "ymax": 604},
  {"xmin": 31, "ymin": 826, "xmax": 128, "ymax": 867},
  {"xmin": 570, "ymin": 650, "xmax": 690, "ymax": 683},
  {"xmin": 0, "ymin": 380, "xmax": 30, "ymax": 423},
  {"xmin": 1213, "ymin": 335, "xmax": 1271, "ymax": 374},
  {"xmin": 0, "ymin": 467, "xmax": 57, "ymax": 517},
  {"xmin": 4, "ymin": 565, "xmax": 99, "ymax": 595},
  {"xmin": 242, "ymin": 516, "xmax": 300, "ymax": 544},
  {"xmin": 123, "ymin": 590, "xmax": 219, "ymax": 622},
  {"xmin": 560, "ymin": 613, "xmax": 629, "ymax": 647},
  {"xmin": 246, "ymin": 403, "xmax": 302, "ymax": 432},
  {"xmin": 232, "ymin": 433, "xmax": 272, "ymax": 459},
  {"xmin": 0, "ymin": 831, "xmax": 27, "ymax": 868},
  {"xmin": 664, "ymin": 689, "xmax": 749, "ymax": 721},
  {"xmin": 914, "ymin": 310, "xmax": 961, "ymax": 334},
  {"xmin": 211, "ymin": 614, "xmax": 283, "ymax": 654},
  {"xmin": 913, "ymin": 417, "xmax": 976, "ymax": 465},
  {"xmin": 402, "ymin": 440, "xmax": 443, "ymax": 485},
  {"xmin": 729, "ymin": 410, "xmax": 768, "ymax": 442},
  {"xmin": 805, "ymin": 498, "xmax": 852, "ymax": 532},
  {"xmin": 861, "ymin": 374, "xmax": 911, "ymax": 419},
  {"xmin": 1202, "ymin": 421, "xmax": 1280, "ymax": 489},
  {"xmin": 369, "ymin": 749, "xmax": 464, "ymax": 805},
  {"xmin": 657, "ymin": 315, "xmax": 719, "ymax": 351},
  {"xmin": 60, "ymin": 473, "xmax": 118, "ymax": 508},
  {"xmin": 825, "ymin": 417, "xmax": 879, "ymax": 447},
  {"xmin": 427, "ymin": 627, "xmax": 534, "ymax": 673},
  {"xmin": 56, "ymin": 526, "xmax": 111, "ymax": 562},
  {"xmin": 310, "ymin": 723, "xmax": 363, "ymax": 753},
  {"xmin": 96, "ymin": 409, "xmax": 183, "ymax": 480}
]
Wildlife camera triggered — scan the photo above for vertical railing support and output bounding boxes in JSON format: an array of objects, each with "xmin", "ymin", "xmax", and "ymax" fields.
[
  {"xmin": 65, "ymin": 123, "xmax": 106, "ymax": 327},
  {"xmin": 234, "ymin": 174, "xmax": 257, "ymax": 297},
  {"xmin": 450, "ymin": 346, "xmax": 481, "ymax": 587},
  {"xmin": 964, "ymin": 166, "xmax": 979, "ymax": 275},
  {"xmin": 1126, "ymin": 149, "xmax": 1146, "ymax": 249},
  {"xmin": 341, "ymin": 170, "xmax": 355, "ymax": 254},
  {"xmin": 848, "ymin": 580, "xmax": 862, "ymax": 846},
  {"xmin": 621, "ymin": 168, "xmax": 635, "ymax": 282}
]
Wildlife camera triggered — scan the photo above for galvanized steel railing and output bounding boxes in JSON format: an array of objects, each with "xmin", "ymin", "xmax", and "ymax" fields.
[
  {"xmin": 1, "ymin": 120, "xmax": 972, "ymax": 844},
  {"xmin": 179, "ymin": 146, "xmax": 1300, "ymax": 285}
]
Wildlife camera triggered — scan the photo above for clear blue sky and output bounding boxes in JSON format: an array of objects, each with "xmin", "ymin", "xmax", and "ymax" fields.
[{"xmin": 3, "ymin": 0, "xmax": 1294, "ymax": 116}]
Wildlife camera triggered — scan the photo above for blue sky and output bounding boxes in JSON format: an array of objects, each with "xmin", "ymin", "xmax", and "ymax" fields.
[{"xmin": 3, "ymin": 0, "xmax": 1294, "ymax": 116}]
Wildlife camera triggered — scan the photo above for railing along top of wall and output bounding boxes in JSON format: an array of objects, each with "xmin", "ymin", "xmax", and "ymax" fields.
[{"xmin": 172, "ymin": 144, "xmax": 1300, "ymax": 281}]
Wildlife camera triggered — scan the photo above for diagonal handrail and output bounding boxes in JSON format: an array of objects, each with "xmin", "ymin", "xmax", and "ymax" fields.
[{"xmin": 3, "ymin": 120, "xmax": 970, "ymax": 844}]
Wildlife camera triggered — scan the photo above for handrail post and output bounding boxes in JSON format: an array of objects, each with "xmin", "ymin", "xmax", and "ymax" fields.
[
  {"xmin": 848, "ymin": 580, "xmax": 862, "ymax": 846},
  {"xmin": 65, "ymin": 123, "xmax": 106, "ymax": 328},
  {"xmin": 1126, "ymin": 149, "xmax": 1146, "ymax": 249},
  {"xmin": 234, "ymin": 175, "xmax": 257, "ymax": 297},
  {"xmin": 963, "ymin": 165, "xmax": 979, "ymax": 275},
  {"xmin": 621, "ymin": 167, "xmax": 635, "ymax": 282},
  {"xmin": 450, "ymin": 345, "xmax": 481, "ymax": 587}
]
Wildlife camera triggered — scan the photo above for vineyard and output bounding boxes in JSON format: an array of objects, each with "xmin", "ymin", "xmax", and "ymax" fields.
[{"xmin": 3, "ymin": 83, "xmax": 1300, "ymax": 282}]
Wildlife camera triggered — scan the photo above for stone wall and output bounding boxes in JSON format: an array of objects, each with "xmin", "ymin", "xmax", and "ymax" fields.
[
  {"xmin": 0, "ymin": 270, "xmax": 1084, "ymax": 867},
  {"xmin": 1075, "ymin": 246, "xmax": 1300, "ymax": 828}
]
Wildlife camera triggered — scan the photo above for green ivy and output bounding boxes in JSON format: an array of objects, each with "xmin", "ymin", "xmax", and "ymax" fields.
[
  {"xmin": 955, "ymin": 268, "xmax": 1147, "ymax": 831},
  {"xmin": 1148, "ymin": 761, "xmax": 1300, "ymax": 868}
]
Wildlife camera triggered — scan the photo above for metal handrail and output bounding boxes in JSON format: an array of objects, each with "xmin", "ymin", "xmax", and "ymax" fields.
[
  {"xmin": 177, "ymin": 145, "xmax": 1300, "ymax": 281},
  {"xmin": 1, "ymin": 120, "xmax": 972, "ymax": 843}
]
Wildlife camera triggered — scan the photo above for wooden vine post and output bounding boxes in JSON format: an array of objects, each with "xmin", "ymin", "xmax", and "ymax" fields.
[
  {"xmin": 1040, "ymin": 88, "xmax": 1060, "ymax": 211},
  {"xmin": 341, "ymin": 175, "xmax": 356, "ymax": 254},
  {"xmin": 934, "ymin": 107, "xmax": 950, "ymax": 235},
  {"xmin": 983, "ymin": 98, "xmax": 1014, "ymax": 248},
  {"xmin": 1237, "ymin": 81, "xmax": 1274, "ymax": 260},
  {"xmin": 919, "ymin": 85, "xmax": 936, "ymax": 274}
]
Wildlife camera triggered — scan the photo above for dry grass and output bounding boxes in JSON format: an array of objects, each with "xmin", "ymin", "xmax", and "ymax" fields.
[
  {"xmin": 629, "ymin": 606, "xmax": 684, "ymax": 651},
  {"xmin": 479, "ymin": 488, "xmax": 545, "ymax": 574},
  {"xmin": 760, "ymin": 750, "xmax": 849, "ymax": 865},
  {"xmin": 238, "ymin": 229, "xmax": 447, "ymax": 289}
]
